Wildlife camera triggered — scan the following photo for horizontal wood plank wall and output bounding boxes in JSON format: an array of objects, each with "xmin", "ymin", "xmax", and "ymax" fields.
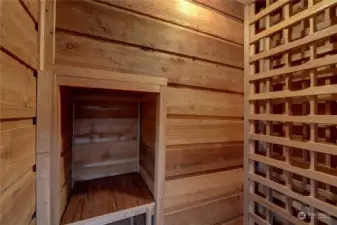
[
  {"xmin": 0, "ymin": 0, "xmax": 38, "ymax": 224},
  {"xmin": 55, "ymin": 0, "xmax": 244, "ymax": 224},
  {"xmin": 73, "ymin": 95, "xmax": 139, "ymax": 181}
]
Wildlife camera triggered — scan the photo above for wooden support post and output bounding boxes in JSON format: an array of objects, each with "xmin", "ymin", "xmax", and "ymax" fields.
[{"xmin": 146, "ymin": 207, "xmax": 152, "ymax": 225}]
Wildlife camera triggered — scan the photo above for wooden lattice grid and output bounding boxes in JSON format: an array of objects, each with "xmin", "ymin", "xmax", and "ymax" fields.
[{"xmin": 244, "ymin": 0, "xmax": 337, "ymax": 225}]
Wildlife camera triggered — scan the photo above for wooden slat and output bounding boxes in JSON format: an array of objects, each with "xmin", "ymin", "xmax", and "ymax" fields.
[
  {"xmin": 57, "ymin": 75, "xmax": 161, "ymax": 93},
  {"xmin": 165, "ymin": 194, "xmax": 243, "ymax": 225},
  {"xmin": 248, "ymin": 153, "xmax": 337, "ymax": 187},
  {"xmin": 73, "ymin": 141, "xmax": 138, "ymax": 167},
  {"xmin": 250, "ymin": 84, "xmax": 337, "ymax": 100},
  {"xmin": 20, "ymin": 0, "xmax": 38, "ymax": 22},
  {"xmin": 250, "ymin": 23, "xmax": 337, "ymax": 63},
  {"xmin": 0, "ymin": 51, "xmax": 36, "ymax": 119},
  {"xmin": 0, "ymin": 169, "xmax": 36, "ymax": 225},
  {"xmin": 49, "ymin": 65, "xmax": 167, "ymax": 86},
  {"xmin": 249, "ymin": 114, "xmax": 337, "ymax": 125},
  {"xmin": 167, "ymin": 118, "xmax": 244, "ymax": 145},
  {"xmin": 192, "ymin": 0, "xmax": 244, "ymax": 20},
  {"xmin": 0, "ymin": 0, "xmax": 38, "ymax": 69},
  {"xmin": 164, "ymin": 86, "xmax": 244, "ymax": 117},
  {"xmin": 73, "ymin": 161, "xmax": 138, "ymax": 181},
  {"xmin": 220, "ymin": 217, "xmax": 244, "ymax": 225},
  {"xmin": 249, "ymin": 54, "xmax": 337, "ymax": 81},
  {"xmin": 165, "ymin": 168, "xmax": 243, "ymax": 213},
  {"xmin": 59, "ymin": 149, "xmax": 72, "ymax": 189},
  {"xmin": 96, "ymin": 0, "xmax": 244, "ymax": 45},
  {"xmin": 249, "ymin": 173, "xmax": 337, "ymax": 217},
  {"xmin": 166, "ymin": 142, "xmax": 243, "ymax": 177},
  {"xmin": 250, "ymin": 193, "xmax": 307, "ymax": 225},
  {"xmin": 250, "ymin": 0, "xmax": 337, "ymax": 43},
  {"xmin": 0, "ymin": 120, "xmax": 36, "ymax": 192},
  {"xmin": 249, "ymin": 0, "xmax": 289, "ymax": 24},
  {"xmin": 249, "ymin": 133, "xmax": 337, "ymax": 156},
  {"xmin": 55, "ymin": 31, "xmax": 243, "ymax": 92},
  {"xmin": 56, "ymin": 0, "xmax": 243, "ymax": 68}
]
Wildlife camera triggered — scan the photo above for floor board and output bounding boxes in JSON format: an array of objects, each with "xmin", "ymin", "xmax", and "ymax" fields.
[{"xmin": 61, "ymin": 173, "xmax": 154, "ymax": 224}]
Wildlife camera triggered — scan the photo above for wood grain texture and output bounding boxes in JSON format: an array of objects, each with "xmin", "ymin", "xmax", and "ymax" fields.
[
  {"xmin": 164, "ymin": 86, "xmax": 244, "ymax": 117},
  {"xmin": 192, "ymin": 0, "xmax": 244, "ymax": 20},
  {"xmin": 0, "ymin": 169, "xmax": 36, "ymax": 225},
  {"xmin": 165, "ymin": 168, "xmax": 243, "ymax": 213},
  {"xmin": 61, "ymin": 173, "xmax": 154, "ymax": 224},
  {"xmin": 0, "ymin": 0, "xmax": 38, "ymax": 69},
  {"xmin": 0, "ymin": 120, "xmax": 35, "ymax": 192},
  {"xmin": 55, "ymin": 31, "xmax": 243, "ymax": 92},
  {"xmin": 21, "ymin": 0, "xmax": 38, "ymax": 22},
  {"xmin": 56, "ymin": 0, "xmax": 243, "ymax": 67},
  {"xmin": 0, "ymin": 51, "xmax": 36, "ymax": 119},
  {"xmin": 165, "ymin": 194, "xmax": 243, "ymax": 225},
  {"xmin": 97, "ymin": 0, "xmax": 244, "ymax": 45},
  {"xmin": 166, "ymin": 142, "xmax": 243, "ymax": 177},
  {"xmin": 167, "ymin": 118, "xmax": 244, "ymax": 145}
]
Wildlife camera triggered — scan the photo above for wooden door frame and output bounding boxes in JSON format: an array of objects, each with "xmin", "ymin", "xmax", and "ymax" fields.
[{"xmin": 36, "ymin": 65, "xmax": 167, "ymax": 225}]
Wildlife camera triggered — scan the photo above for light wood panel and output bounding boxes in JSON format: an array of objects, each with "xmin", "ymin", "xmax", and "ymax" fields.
[
  {"xmin": 0, "ymin": 120, "xmax": 36, "ymax": 192},
  {"xmin": 167, "ymin": 118, "xmax": 244, "ymax": 145},
  {"xmin": 97, "ymin": 0, "xmax": 244, "ymax": 45},
  {"xmin": 192, "ymin": 0, "xmax": 244, "ymax": 20},
  {"xmin": 21, "ymin": 0, "xmax": 38, "ymax": 22},
  {"xmin": 0, "ymin": 51, "xmax": 36, "ymax": 119},
  {"xmin": 165, "ymin": 194, "xmax": 243, "ymax": 225},
  {"xmin": 166, "ymin": 142, "xmax": 243, "ymax": 178},
  {"xmin": 56, "ymin": 0, "xmax": 243, "ymax": 68},
  {"xmin": 245, "ymin": 1, "xmax": 337, "ymax": 224},
  {"xmin": 165, "ymin": 168, "xmax": 243, "ymax": 213},
  {"xmin": 0, "ymin": 169, "xmax": 36, "ymax": 225},
  {"xmin": 164, "ymin": 86, "xmax": 243, "ymax": 117},
  {"xmin": 55, "ymin": 31, "xmax": 243, "ymax": 92},
  {"xmin": 0, "ymin": 0, "xmax": 38, "ymax": 69}
]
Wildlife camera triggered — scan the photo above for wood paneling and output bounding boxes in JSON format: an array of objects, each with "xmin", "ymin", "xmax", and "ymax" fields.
[
  {"xmin": 98, "ymin": 0, "xmax": 244, "ymax": 45},
  {"xmin": 165, "ymin": 168, "xmax": 243, "ymax": 213},
  {"xmin": 73, "ymin": 140, "xmax": 138, "ymax": 168},
  {"xmin": 0, "ymin": 0, "xmax": 38, "ymax": 69},
  {"xmin": 0, "ymin": 169, "xmax": 36, "ymax": 225},
  {"xmin": 165, "ymin": 194, "xmax": 243, "ymax": 225},
  {"xmin": 55, "ymin": 31, "xmax": 243, "ymax": 92},
  {"xmin": 192, "ymin": 0, "xmax": 244, "ymax": 20},
  {"xmin": 56, "ymin": 0, "xmax": 243, "ymax": 68},
  {"xmin": 0, "ymin": 51, "xmax": 36, "ymax": 119},
  {"xmin": 0, "ymin": 120, "xmax": 36, "ymax": 192},
  {"xmin": 166, "ymin": 142, "xmax": 243, "ymax": 177},
  {"xmin": 167, "ymin": 118, "xmax": 244, "ymax": 145},
  {"xmin": 164, "ymin": 86, "xmax": 243, "ymax": 117},
  {"xmin": 21, "ymin": 0, "xmax": 38, "ymax": 22}
]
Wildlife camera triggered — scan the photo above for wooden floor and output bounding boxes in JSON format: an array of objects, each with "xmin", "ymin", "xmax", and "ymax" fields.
[{"xmin": 61, "ymin": 173, "xmax": 154, "ymax": 224}]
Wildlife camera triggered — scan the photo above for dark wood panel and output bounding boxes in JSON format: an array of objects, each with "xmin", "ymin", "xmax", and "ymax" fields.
[
  {"xmin": 165, "ymin": 194, "xmax": 243, "ymax": 225},
  {"xmin": 57, "ymin": 0, "xmax": 243, "ymax": 67},
  {"xmin": 166, "ymin": 142, "xmax": 243, "ymax": 177},
  {"xmin": 98, "ymin": 0, "xmax": 244, "ymax": 45},
  {"xmin": 0, "ymin": 51, "xmax": 36, "ymax": 119},
  {"xmin": 55, "ymin": 31, "xmax": 243, "ymax": 92},
  {"xmin": 192, "ymin": 0, "xmax": 244, "ymax": 20},
  {"xmin": 167, "ymin": 118, "xmax": 244, "ymax": 145},
  {"xmin": 0, "ymin": 120, "xmax": 35, "ymax": 191},
  {"xmin": 0, "ymin": 0, "xmax": 38, "ymax": 69},
  {"xmin": 61, "ymin": 173, "xmax": 154, "ymax": 224}
]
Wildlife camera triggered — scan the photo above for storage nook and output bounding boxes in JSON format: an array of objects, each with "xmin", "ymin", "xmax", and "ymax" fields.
[{"xmin": 38, "ymin": 66, "xmax": 166, "ymax": 225}]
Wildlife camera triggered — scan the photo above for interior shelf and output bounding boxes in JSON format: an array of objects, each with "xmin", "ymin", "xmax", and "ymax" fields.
[{"xmin": 61, "ymin": 173, "xmax": 154, "ymax": 224}]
